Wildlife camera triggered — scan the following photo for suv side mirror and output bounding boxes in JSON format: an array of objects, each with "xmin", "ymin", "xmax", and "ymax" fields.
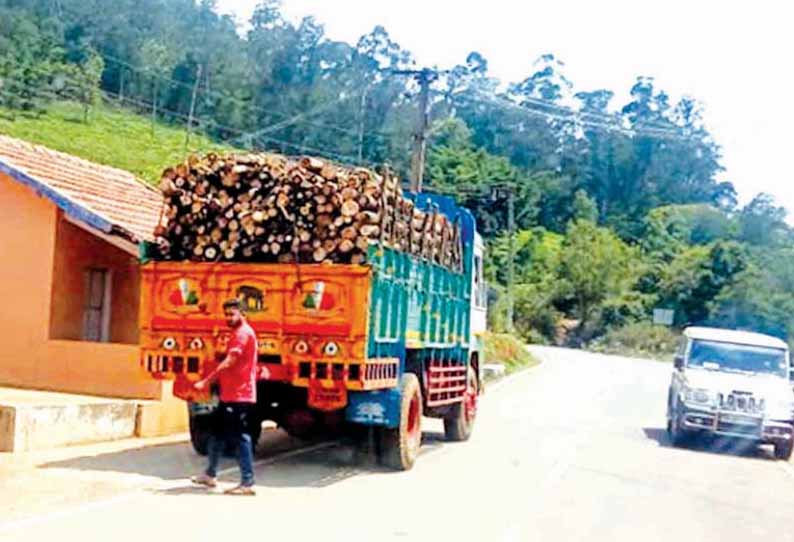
[{"xmin": 674, "ymin": 355, "xmax": 684, "ymax": 370}]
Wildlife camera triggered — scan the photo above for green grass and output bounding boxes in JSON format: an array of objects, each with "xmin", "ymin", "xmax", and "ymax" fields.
[
  {"xmin": 0, "ymin": 100, "xmax": 237, "ymax": 183},
  {"xmin": 483, "ymin": 332, "xmax": 540, "ymax": 374}
]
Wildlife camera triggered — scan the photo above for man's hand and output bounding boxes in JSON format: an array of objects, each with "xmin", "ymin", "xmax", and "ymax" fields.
[{"xmin": 193, "ymin": 351, "xmax": 237, "ymax": 392}]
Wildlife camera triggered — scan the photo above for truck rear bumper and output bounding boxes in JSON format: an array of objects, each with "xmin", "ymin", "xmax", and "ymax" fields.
[{"xmin": 345, "ymin": 389, "xmax": 402, "ymax": 428}]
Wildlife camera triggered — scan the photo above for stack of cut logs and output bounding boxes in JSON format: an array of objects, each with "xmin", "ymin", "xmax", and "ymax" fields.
[{"xmin": 152, "ymin": 152, "xmax": 463, "ymax": 269}]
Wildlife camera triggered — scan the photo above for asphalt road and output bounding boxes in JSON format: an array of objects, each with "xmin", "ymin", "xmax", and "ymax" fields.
[{"xmin": 3, "ymin": 347, "xmax": 794, "ymax": 541}]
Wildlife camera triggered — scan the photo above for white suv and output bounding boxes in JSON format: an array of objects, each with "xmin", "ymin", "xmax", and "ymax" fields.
[{"xmin": 667, "ymin": 326, "xmax": 794, "ymax": 460}]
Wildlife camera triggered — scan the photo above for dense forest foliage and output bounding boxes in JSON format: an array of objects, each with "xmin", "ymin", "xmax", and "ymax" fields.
[{"xmin": 2, "ymin": 0, "xmax": 792, "ymax": 346}]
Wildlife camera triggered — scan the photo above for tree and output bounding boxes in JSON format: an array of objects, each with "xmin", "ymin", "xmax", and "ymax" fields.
[
  {"xmin": 657, "ymin": 241, "xmax": 748, "ymax": 325},
  {"xmin": 139, "ymin": 39, "xmax": 175, "ymax": 134},
  {"xmin": 557, "ymin": 220, "xmax": 645, "ymax": 341},
  {"xmin": 485, "ymin": 228, "xmax": 563, "ymax": 341},
  {"xmin": 709, "ymin": 263, "xmax": 794, "ymax": 340},
  {"xmin": 739, "ymin": 193, "xmax": 790, "ymax": 247},
  {"xmin": 74, "ymin": 48, "xmax": 103, "ymax": 122},
  {"xmin": 0, "ymin": 7, "xmax": 65, "ymax": 114},
  {"xmin": 571, "ymin": 189, "xmax": 598, "ymax": 223},
  {"xmin": 643, "ymin": 204, "xmax": 737, "ymax": 256},
  {"xmin": 426, "ymin": 118, "xmax": 541, "ymax": 236}
]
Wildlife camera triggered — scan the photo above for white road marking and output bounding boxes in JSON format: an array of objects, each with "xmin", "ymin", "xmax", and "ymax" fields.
[{"xmin": 0, "ymin": 440, "xmax": 338, "ymax": 534}]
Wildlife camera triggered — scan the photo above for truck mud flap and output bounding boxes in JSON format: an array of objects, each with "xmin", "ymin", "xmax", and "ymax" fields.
[{"xmin": 345, "ymin": 389, "xmax": 402, "ymax": 428}]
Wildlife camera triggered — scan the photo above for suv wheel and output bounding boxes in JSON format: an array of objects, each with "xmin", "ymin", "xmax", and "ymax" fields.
[
  {"xmin": 774, "ymin": 439, "xmax": 794, "ymax": 461},
  {"xmin": 668, "ymin": 410, "xmax": 688, "ymax": 447}
]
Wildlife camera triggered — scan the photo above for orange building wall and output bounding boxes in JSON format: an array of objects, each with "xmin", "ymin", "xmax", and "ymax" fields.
[
  {"xmin": 50, "ymin": 217, "xmax": 140, "ymax": 344},
  {"xmin": 0, "ymin": 174, "xmax": 161, "ymax": 400},
  {"xmin": 0, "ymin": 175, "xmax": 58, "ymax": 386}
]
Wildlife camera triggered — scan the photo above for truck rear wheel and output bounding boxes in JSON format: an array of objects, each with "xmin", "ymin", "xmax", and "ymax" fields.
[
  {"xmin": 281, "ymin": 409, "xmax": 318, "ymax": 440},
  {"xmin": 189, "ymin": 413, "xmax": 212, "ymax": 456},
  {"xmin": 378, "ymin": 373, "xmax": 423, "ymax": 471},
  {"xmin": 249, "ymin": 419, "xmax": 262, "ymax": 453},
  {"xmin": 444, "ymin": 366, "xmax": 478, "ymax": 442},
  {"xmin": 189, "ymin": 409, "xmax": 260, "ymax": 456}
]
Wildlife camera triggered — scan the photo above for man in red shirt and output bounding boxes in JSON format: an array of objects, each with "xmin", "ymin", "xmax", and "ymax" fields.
[{"xmin": 191, "ymin": 298, "xmax": 259, "ymax": 495}]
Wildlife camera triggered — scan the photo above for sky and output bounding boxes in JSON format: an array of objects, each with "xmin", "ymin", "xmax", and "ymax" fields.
[{"xmin": 217, "ymin": 0, "xmax": 794, "ymax": 216}]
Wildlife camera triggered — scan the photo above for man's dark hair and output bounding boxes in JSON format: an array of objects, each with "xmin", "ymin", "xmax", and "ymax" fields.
[{"xmin": 223, "ymin": 298, "xmax": 243, "ymax": 312}]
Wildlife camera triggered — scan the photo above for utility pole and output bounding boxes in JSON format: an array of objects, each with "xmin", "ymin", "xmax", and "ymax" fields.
[
  {"xmin": 357, "ymin": 86, "xmax": 368, "ymax": 163},
  {"xmin": 409, "ymin": 69, "xmax": 433, "ymax": 193},
  {"xmin": 184, "ymin": 64, "xmax": 202, "ymax": 151},
  {"xmin": 492, "ymin": 183, "xmax": 516, "ymax": 333},
  {"xmin": 388, "ymin": 67, "xmax": 446, "ymax": 193},
  {"xmin": 506, "ymin": 186, "xmax": 515, "ymax": 333},
  {"xmin": 151, "ymin": 78, "xmax": 159, "ymax": 137}
]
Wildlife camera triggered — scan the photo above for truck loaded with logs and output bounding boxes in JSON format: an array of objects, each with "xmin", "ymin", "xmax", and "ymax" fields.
[{"xmin": 140, "ymin": 152, "xmax": 487, "ymax": 470}]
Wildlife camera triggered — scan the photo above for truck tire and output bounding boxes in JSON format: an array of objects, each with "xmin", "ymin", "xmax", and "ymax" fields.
[
  {"xmin": 249, "ymin": 419, "xmax": 262, "ymax": 453},
  {"xmin": 189, "ymin": 413, "xmax": 212, "ymax": 456},
  {"xmin": 774, "ymin": 439, "xmax": 794, "ymax": 461},
  {"xmin": 444, "ymin": 366, "xmax": 478, "ymax": 442},
  {"xmin": 190, "ymin": 410, "xmax": 260, "ymax": 457},
  {"xmin": 378, "ymin": 373, "xmax": 423, "ymax": 471},
  {"xmin": 281, "ymin": 409, "xmax": 318, "ymax": 440}
]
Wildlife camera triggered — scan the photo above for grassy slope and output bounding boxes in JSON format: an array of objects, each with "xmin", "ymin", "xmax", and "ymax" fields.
[
  {"xmin": 484, "ymin": 332, "xmax": 540, "ymax": 374},
  {"xmin": 0, "ymin": 100, "xmax": 236, "ymax": 183}
]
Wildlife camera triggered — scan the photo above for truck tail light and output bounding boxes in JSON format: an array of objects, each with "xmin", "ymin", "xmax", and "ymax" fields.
[
  {"xmin": 324, "ymin": 341, "xmax": 339, "ymax": 357},
  {"xmin": 294, "ymin": 340, "xmax": 309, "ymax": 355}
]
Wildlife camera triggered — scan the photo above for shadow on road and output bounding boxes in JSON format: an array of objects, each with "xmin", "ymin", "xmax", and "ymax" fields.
[
  {"xmin": 41, "ymin": 429, "xmax": 315, "ymax": 480},
  {"xmin": 642, "ymin": 427, "xmax": 774, "ymax": 461},
  {"xmin": 40, "ymin": 428, "xmax": 452, "ymax": 491}
]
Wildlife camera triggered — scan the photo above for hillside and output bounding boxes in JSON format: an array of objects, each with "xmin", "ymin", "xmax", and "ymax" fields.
[
  {"xmin": 0, "ymin": 101, "xmax": 236, "ymax": 183},
  {"xmin": 3, "ymin": 0, "xmax": 793, "ymax": 347}
]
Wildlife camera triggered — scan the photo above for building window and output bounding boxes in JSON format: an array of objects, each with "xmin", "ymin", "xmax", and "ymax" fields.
[{"xmin": 83, "ymin": 269, "xmax": 112, "ymax": 342}]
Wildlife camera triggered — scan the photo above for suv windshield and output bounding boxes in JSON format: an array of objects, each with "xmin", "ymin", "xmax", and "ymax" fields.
[{"xmin": 688, "ymin": 340, "xmax": 788, "ymax": 377}]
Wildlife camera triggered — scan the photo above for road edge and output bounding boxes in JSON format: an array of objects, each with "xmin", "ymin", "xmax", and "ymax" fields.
[{"xmin": 485, "ymin": 346, "xmax": 544, "ymax": 394}]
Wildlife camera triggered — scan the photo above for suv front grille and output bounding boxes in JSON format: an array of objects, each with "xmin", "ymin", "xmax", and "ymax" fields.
[{"xmin": 717, "ymin": 392, "xmax": 765, "ymax": 414}]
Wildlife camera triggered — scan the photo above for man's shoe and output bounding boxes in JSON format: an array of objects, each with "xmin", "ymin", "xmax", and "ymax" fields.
[
  {"xmin": 224, "ymin": 484, "xmax": 256, "ymax": 496},
  {"xmin": 190, "ymin": 474, "xmax": 218, "ymax": 488}
]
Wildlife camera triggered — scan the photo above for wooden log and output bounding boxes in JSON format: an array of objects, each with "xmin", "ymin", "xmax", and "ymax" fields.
[{"xmin": 153, "ymin": 152, "xmax": 464, "ymax": 269}]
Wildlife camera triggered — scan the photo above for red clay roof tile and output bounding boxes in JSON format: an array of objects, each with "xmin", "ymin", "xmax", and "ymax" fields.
[{"xmin": 0, "ymin": 135, "xmax": 162, "ymax": 242}]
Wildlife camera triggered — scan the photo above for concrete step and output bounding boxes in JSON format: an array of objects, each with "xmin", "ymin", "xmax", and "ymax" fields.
[{"xmin": 0, "ymin": 387, "xmax": 138, "ymax": 452}]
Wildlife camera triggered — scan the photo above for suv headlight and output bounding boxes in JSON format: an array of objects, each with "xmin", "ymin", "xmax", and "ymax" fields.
[
  {"xmin": 767, "ymin": 398, "xmax": 794, "ymax": 419},
  {"xmin": 683, "ymin": 386, "xmax": 715, "ymax": 406}
]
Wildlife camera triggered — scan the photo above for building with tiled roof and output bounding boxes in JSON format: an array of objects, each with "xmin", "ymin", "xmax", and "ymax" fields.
[
  {"xmin": 0, "ymin": 135, "xmax": 185, "ymax": 436},
  {"xmin": 0, "ymin": 135, "xmax": 162, "ymax": 249}
]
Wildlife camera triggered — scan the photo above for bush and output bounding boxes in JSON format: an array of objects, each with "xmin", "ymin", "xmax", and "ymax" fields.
[
  {"xmin": 483, "ymin": 332, "xmax": 540, "ymax": 373},
  {"xmin": 589, "ymin": 322, "xmax": 680, "ymax": 360},
  {"xmin": 488, "ymin": 282, "xmax": 560, "ymax": 344}
]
